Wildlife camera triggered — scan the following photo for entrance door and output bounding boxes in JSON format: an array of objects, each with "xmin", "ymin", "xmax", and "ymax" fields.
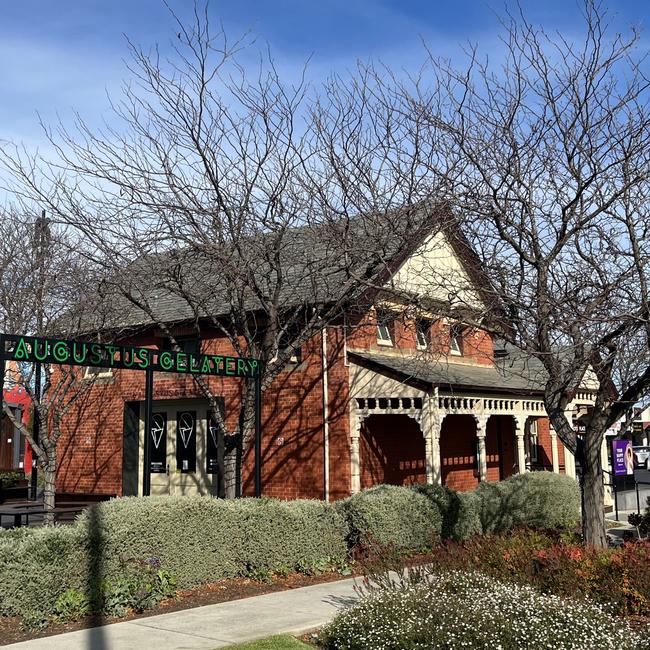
[
  {"xmin": 141, "ymin": 402, "xmax": 213, "ymax": 496},
  {"xmin": 0, "ymin": 414, "xmax": 14, "ymax": 469}
]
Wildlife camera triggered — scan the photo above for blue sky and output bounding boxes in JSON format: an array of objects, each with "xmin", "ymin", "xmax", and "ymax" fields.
[{"xmin": 0, "ymin": 1, "xmax": 647, "ymax": 149}]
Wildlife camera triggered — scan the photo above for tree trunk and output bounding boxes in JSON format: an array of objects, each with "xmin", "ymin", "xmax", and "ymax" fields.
[
  {"xmin": 581, "ymin": 431, "xmax": 607, "ymax": 549},
  {"xmin": 223, "ymin": 433, "xmax": 242, "ymax": 499},
  {"xmin": 42, "ymin": 449, "xmax": 57, "ymax": 525}
]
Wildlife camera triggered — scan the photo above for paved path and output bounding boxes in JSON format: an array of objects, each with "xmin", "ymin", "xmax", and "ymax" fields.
[{"xmin": 4, "ymin": 578, "xmax": 360, "ymax": 650}]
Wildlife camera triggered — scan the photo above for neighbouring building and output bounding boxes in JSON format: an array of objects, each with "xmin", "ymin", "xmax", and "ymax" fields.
[
  {"xmin": 52, "ymin": 211, "xmax": 598, "ymax": 501},
  {"xmin": 1, "ymin": 361, "xmax": 31, "ymax": 471}
]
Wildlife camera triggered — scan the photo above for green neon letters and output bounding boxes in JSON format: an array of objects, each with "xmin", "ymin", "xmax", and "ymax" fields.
[
  {"xmin": 52, "ymin": 341, "xmax": 70, "ymax": 363},
  {"xmin": 0, "ymin": 335, "xmax": 259, "ymax": 378}
]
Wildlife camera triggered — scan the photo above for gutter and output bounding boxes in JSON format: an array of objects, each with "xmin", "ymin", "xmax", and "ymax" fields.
[{"xmin": 321, "ymin": 327, "xmax": 330, "ymax": 502}]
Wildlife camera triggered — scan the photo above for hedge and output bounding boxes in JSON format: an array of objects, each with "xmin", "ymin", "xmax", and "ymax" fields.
[
  {"xmin": 411, "ymin": 484, "xmax": 482, "ymax": 541},
  {"xmin": 0, "ymin": 473, "xmax": 580, "ymax": 623},
  {"xmin": 0, "ymin": 524, "xmax": 88, "ymax": 620},
  {"xmin": 476, "ymin": 471, "xmax": 581, "ymax": 534},
  {"xmin": 336, "ymin": 485, "xmax": 442, "ymax": 550},
  {"xmin": 0, "ymin": 496, "xmax": 348, "ymax": 619}
]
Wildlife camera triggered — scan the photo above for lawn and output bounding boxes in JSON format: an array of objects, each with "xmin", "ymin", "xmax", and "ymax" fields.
[{"xmin": 225, "ymin": 634, "xmax": 310, "ymax": 649}]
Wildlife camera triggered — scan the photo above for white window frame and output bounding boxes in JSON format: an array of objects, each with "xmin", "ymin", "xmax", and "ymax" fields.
[
  {"xmin": 84, "ymin": 364, "xmax": 113, "ymax": 379},
  {"xmin": 416, "ymin": 319, "xmax": 431, "ymax": 351},
  {"xmin": 449, "ymin": 323, "xmax": 463, "ymax": 356},
  {"xmin": 529, "ymin": 419, "xmax": 539, "ymax": 463},
  {"xmin": 84, "ymin": 348, "xmax": 114, "ymax": 379},
  {"xmin": 376, "ymin": 311, "xmax": 394, "ymax": 347}
]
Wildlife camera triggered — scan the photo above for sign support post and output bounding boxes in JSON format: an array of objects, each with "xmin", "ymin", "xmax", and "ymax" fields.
[
  {"xmin": 0, "ymin": 335, "xmax": 5, "ymax": 402},
  {"xmin": 30, "ymin": 363, "xmax": 41, "ymax": 500},
  {"xmin": 254, "ymin": 372, "xmax": 262, "ymax": 497},
  {"xmin": 143, "ymin": 367, "xmax": 153, "ymax": 497}
]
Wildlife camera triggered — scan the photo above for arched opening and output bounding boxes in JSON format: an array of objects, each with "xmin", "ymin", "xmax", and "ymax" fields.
[
  {"xmin": 440, "ymin": 414, "xmax": 479, "ymax": 491},
  {"xmin": 360, "ymin": 414, "xmax": 426, "ymax": 488},
  {"xmin": 487, "ymin": 414, "xmax": 518, "ymax": 480}
]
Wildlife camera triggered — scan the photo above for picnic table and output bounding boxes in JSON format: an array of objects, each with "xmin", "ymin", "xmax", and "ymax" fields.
[{"xmin": 0, "ymin": 502, "xmax": 88, "ymax": 528}]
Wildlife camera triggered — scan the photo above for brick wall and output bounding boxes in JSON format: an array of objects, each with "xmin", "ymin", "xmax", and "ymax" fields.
[
  {"xmin": 440, "ymin": 414, "xmax": 480, "ymax": 491},
  {"xmin": 359, "ymin": 414, "xmax": 427, "ymax": 487},
  {"xmin": 54, "ymin": 309, "xmax": 555, "ymax": 501},
  {"xmin": 55, "ymin": 326, "xmax": 354, "ymax": 501}
]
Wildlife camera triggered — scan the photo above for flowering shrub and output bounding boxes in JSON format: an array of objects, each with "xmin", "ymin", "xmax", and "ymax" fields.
[
  {"xmin": 320, "ymin": 571, "xmax": 648, "ymax": 649},
  {"xmin": 429, "ymin": 528, "xmax": 650, "ymax": 616}
]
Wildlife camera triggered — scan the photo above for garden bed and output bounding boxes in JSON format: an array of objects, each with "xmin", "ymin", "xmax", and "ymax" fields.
[
  {"xmin": 0, "ymin": 474, "xmax": 582, "ymax": 636},
  {"xmin": 0, "ymin": 569, "xmax": 348, "ymax": 645}
]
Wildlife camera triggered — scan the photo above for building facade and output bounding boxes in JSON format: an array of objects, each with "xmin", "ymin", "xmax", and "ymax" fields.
[{"xmin": 53, "ymin": 225, "xmax": 593, "ymax": 501}]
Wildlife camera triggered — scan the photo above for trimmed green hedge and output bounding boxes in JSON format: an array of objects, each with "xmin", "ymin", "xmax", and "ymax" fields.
[
  {"xmin": 0, "ymin": 473, "xmax": 580, "ymax": 623},
  {"xmin": 336, "ymin": 485, "xmax": 442, "ymax": 550},
  {"xmin": 0, "ymin": 497, "xmax": 348, "ymax": 620},
  {"xmin": 411, "ymin": 484, "xmax": 482, "ymax": 541},
  {"xmin": 0, "ymin": 525, "xmax": 87, "ymax": 620},
  {"xmin": 476, "ymin": 471, "xmax": 581, "ymax": 534}
]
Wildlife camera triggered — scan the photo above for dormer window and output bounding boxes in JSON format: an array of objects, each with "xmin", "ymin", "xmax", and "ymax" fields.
[
  {"xmin": 449, "ymin": 323, "xmax": 464, "ymax": 356},
  {"xmin": 376, "ymin": 310, "xmax": 394, "ymax": 346},
  {"xmin": 416, "ymin": 319, "xmax": 431, "ymax": 350}
]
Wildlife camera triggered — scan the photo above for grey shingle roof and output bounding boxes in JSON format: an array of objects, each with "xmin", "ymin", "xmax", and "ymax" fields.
[
  {"xmin": 349, "ymin": 348, "xmax": 548, "ymax": 394},
  {"xmin": 85, "ymin": 204, "xmax": 446, "ymax": 333}
]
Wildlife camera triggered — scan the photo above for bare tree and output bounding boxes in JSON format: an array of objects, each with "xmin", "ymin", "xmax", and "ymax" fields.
[
  {"xmin": 0, "ymin": 6, "xmax": 448, "ymax": 497},
  {"xmin": 403, "ymin": 2, "xmax": 650, "ymax": 547},
  {"xmin": 0, "ymin": 211, "xmax": 98, "ymax": 522}
]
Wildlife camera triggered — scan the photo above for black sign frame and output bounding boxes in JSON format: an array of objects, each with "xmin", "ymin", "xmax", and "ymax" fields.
[{"xmin": 0, "ymin": 332, "xmax": 263, "ymax": 497}]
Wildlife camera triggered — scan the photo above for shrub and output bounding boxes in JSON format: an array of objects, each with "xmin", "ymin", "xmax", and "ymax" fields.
[
  {"xmin": 0, "ymin": 471, "xmax": 25, "ymax": 487},
  {"xmin": 101, "ymin": 557, "xmax": 177, "ymax": 617},
  {"xmin": 0, "ymin": 524, "xmax": 88, "ymax": 619},
  {"xmin": 412, "ymin": 483, "xmax": 482, "ymax": 540},
  {"xmin": 0, "ymin": 495, "xmax": 348, "ymax": 623},
  {"xmin": 53, "ymin": 588, "xmax": 91, "ymax": 623},
  {"xmin": 75, "ymin": 496, "xmax": 348, "ymax": 587},
  {"xmin": 320, "ymin": 571, "xmax": 648, "ymax": 649},
  {"xmin": 628, "ymin": 496, "xmax": 650, "ymax": 538},
  {"xmin": 476, "ymin": 471, "xmax": 580, "ymax": 533},
  {"xmin": 337, "ymin": 485, "xmax": 442, "ymax": 550},
  {"xmin": 429, "ymin": 528, "xmax": 650, "ymax": 617}
]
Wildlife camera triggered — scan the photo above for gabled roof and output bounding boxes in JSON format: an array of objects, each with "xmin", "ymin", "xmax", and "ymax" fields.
[{"xmin": 80, "ymin": 201, "xmax": 494, "ymax": 333}]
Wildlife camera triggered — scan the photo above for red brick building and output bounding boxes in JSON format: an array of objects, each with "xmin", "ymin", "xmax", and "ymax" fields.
[{"xmin": 55, "ymin": 220, "xmax": 593, "ymax": 500}]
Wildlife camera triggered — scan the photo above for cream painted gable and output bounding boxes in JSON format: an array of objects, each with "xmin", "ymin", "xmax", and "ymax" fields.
[{"xmin": 388, "ymin": 230, "xmax": 483, "ymax": 309}]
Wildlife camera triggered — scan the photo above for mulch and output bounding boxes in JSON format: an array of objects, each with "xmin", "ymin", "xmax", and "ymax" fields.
[{"xmin": 0, "ymin": 571, "xmax": 351, "ymax": 646}]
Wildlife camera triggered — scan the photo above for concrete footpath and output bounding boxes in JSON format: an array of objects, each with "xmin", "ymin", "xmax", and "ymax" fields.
[{"xmin": 4, "ymin": 578, "xmax": 360, "ymax": 650}]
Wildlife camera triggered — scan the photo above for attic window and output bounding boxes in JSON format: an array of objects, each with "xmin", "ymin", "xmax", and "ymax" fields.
[
  {"xmin": 449, "ymin": 324, "xmax": 464, "ymax": 356},
  {"xmin": 160, "ymin": 336, "xmax": 201, "ymax": 370},
  {"xmin": 416, "ymin": 319, "xmax": 431, "ymax": 351},
  {"xmin": 160, "ymin": 336, "xmax": 200, "ymax": 356},
  {"xmin": 376, "ymin": 310, "xmax": 394, "ymax": 346}
]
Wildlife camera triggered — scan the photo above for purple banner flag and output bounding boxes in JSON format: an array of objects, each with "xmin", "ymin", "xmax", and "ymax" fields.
[{"xmin": 613, "ymin": 439, "xmax": 634, "ymax": 476}]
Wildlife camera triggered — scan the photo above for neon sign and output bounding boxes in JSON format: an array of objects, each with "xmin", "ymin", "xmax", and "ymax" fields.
[{"xmin": 0, "ymin": 334, "xmax": 259, "ymax": 378}]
